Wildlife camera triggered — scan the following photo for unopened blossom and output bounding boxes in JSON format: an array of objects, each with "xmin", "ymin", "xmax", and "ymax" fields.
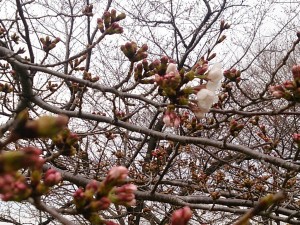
[
  {"xmin": 44, "ymin": 169, "xmax": 62, "ymax": 186},
  {"xmin": 0, "ymin": 173, "xmax": 31, "ymax": 201},
  {"xmin": 105, "ymin": 166, "xmax": 128, "ymax": 185},
  {"xmin": 283, "ymin": 80, "xmax": 295, "ymax": 90},
  {"xmin": 196, "ymin": 88, "xmax": 216, "ymax": 112},
  {"xmin": 207, "ymin": 63, "xmax": 223, "ymax": 82},
  {"xmin": 292, "ymin": 65, "xmax": 300, "ymax": 81},
  {"xmin": 269, "ymin": 85, "xmax": 284, "ymax": 98},
  {"xmin": 163, "ymin": 110, "xmax": 181, "ymax": 128},
  {"xmin": 109, "ymin": 183, "xmax": 137, "ymax": 206},
  {"xmin": 88, "ymin": 197, "xmax": 111, "ymax": 211},
  {"xmin": 166, "ymin": 63, "xmax": 178, "ymax": 74},
  {"xmin": 293, "ymin": 133, "xmax": 300, "ymax": 144},
  {"xmin": 170, "ymin": 206, "xmax": 192, "ymax": 225}
]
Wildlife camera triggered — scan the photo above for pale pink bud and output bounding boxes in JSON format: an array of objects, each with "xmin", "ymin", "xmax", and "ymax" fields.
[
  {"xmin": 273, "ymin": 91, "xmax": 284, "ymax": 98},
  {"xmin": 86, "ymin": 180, "xmax": 99, "ymax": 192},
  {"xmin": 292, "ymin": 65, "xmax": 300, "ymax": 80},
  {"xmin": 174, "ymin": 117, "xmax": 181, "ymax": 128},
  {"xmin": 283, "ymin": 80, "xmax": 295, "ymax": 90},
  {"xmin": 171, "ymin": 206, "xmax": 192, "ymax": 225},
  {"xmin": 111, "ymin": 183, "xmax": 137, "ymax": 206},
  {"xmin": 163, "ymin": 113, "xmax": 172, "ymax": 127},
  {"xmin": 106, "ymin": 166, "xmax": 128, "ymax": 185},
  {"xmin": 269, "ymin": 85, "xmax": 284, "ymax": 98},
  {"xmin": 166, "ymin": 63, "xmax": 178, "ymax": 74},
  {"xmin": 154, "ymin": 74, "xmax": 163, "ymax": 85},
  {"xmin": 44, "ymin": 169, "xmax": 62, "ymax": 186}
]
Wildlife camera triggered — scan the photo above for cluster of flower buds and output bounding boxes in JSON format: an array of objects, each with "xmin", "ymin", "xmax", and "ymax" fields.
[
  {"xmin": 69, "ymin": 54, "xmax": 87, "ymax": 71},
  {"xmin": 97, "ymin": 9, "xmax": 125, "ymax": 34},
  {"xmin": 83, "ymin": 71, "xmax": 99, "ymax": 82},
  {"xmin": 52, "ymin": 128, "xmax": 79, "ymax": 156},
  {"xmin": 0, "ymin": 147, "xmax": 44, "ymax": 173},
  {"xmin": 105, "ymin": 131, "xmax": 117, "ymax": 140},
  {"xmin": 163, "ymin": 106, "xmax": 181, "ymax": 128},
  {"xmin": 229, "ymin": 119, "xmax": 244, "ymax": 137},
  {"xmin": 170, "ymin": 206, "xmax": 192, "ymax": 225},
  {"xmin": 121, "ymin": 42, "xmax": 148, "ymax": 62},
  {"xmin": 109, "ymin": 184, "xmax": 136, "ymax": 206},
  {"xmin": 0, "ymin": 147, "xmax": 62, "ymax": 201},
  {"xmin": 46, "ymin": 81, "xmax": 58, "ymax": 92},
  {"xmin": 269, "ymin": 65, "xmax": 300, "ymax": 102},
  {"xmin": 191, "ymin": 63, "xmax": 223, "ymax": 119},
  {"xmin": 220, "ymin": 20, "xmax": 231, "ymax": 31},
  {"xmin": 10, "ymin": 109, "xmax": 69, "ymax": 141},
  {"xmin": 155, "ymin": 62, "xmax": 182, "ymax": 97},
  {"xmin": 0, "ymin": 172, "xmax": 31, "ymax": 201},
  {"xmin": 30, "ymin": 167, "xmax": 62, "ymax": 195},
  {"xmin": 224, "ymin": 68, "xmax": 241, "ymax": 82},
  {"xmin": 43, "ymin": 168, "xmax": 62, "ymax": 186},
  {"xmin": 0, "ymin": 83, "xmax": 13, "ymax": 93},
  {"xmin": 73, "ymin": 166, "xmax": 136, "ymax": 224},
  {"xmin": 152, "ymin": 147, "xmax": 167, "ymax": 161},
  {"xmin": 11, "ymin": 33, "xmax": 19, "ymax": 44},
  {"xmin": 40, "ymin": 36, "xmax": 60, "ymax": 52},
  {"xmin": 82, "ymin": 4, "xmax": 93, "ymax": 16}
]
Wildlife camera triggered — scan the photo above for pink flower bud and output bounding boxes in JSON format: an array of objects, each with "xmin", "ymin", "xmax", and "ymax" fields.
[
  {"xmin": 163, "ymin": 113, "xmax": 171, "ymax": 127},
  {"xmin": 73, "ymin": 188, "xmax": 85, "ymax": 200},
  {"xmin": 283, "ymin": 80, "xmax": 295, "ymax": 90},
  {"xmin": 44, "ymin": 169, "xmax": 62, "ymax": 186},
  {"xmin": 293, "ymin": 133, "xmax": 300, "ymax": 144},
  {"xmin": 86, "ymin": 180, "xmax": 99, "ymax": 192},
  {"xmin": 292, "ymin": 65, "xmax": 300, "ymax": 80},
  {"xmin": 110, "ymin": 184, "xmax": 137, "ymax": 206},
  {"xmin": 170, "ymin": 206, "xmax": 192, "ymax": 225},
  {"xmin": 105, "ymin": 166, "xmax": 128, "ymax": 185},
  {"xmin": 174, "ymin": 117, "xmax": 181, "ymax": 128},
  {"xmin": 269, "ymin": 85, "xmax": 284, "ymax": 98}
]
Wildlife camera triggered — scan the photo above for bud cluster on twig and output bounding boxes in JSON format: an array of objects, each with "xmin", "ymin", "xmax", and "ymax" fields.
[
  {"xmin": 97, "ymin": 9, "xmax": 125, "ymax": 35},
  {"xmin": 73, "ymin": 166, "xmax": 137, "ymax": 224},
  {"xmin": 269, "ymin": 64, "xmax": 300, "ymax": 102}
]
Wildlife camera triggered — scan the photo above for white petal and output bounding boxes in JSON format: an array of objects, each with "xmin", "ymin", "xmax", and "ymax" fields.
[
  {"xmin": 206, "ymin": 80, "xmax": 222, "ymax": 92},
  {"xmin": 207, "ymin": 63, "xmax": 223, "ymax": 82},
  {"xmin": 196, "ymin": 89, "xmax": 215, "ymax": 110},
  {"xmin": 166, "ymin": 63, "xmax": 178, "ymax": 74}
]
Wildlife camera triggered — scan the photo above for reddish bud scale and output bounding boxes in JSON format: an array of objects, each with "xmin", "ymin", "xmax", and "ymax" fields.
[
  {"xmin": 103, "ymin": 11, "xmax": 111, "ymax": 29},
  {"xmin": 110, "ymin": 9, "xmax": 117, "ymax": 22},
  {"xmin": 293, "ymin": 133, "xmax": 300, "ymax": 145}
]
